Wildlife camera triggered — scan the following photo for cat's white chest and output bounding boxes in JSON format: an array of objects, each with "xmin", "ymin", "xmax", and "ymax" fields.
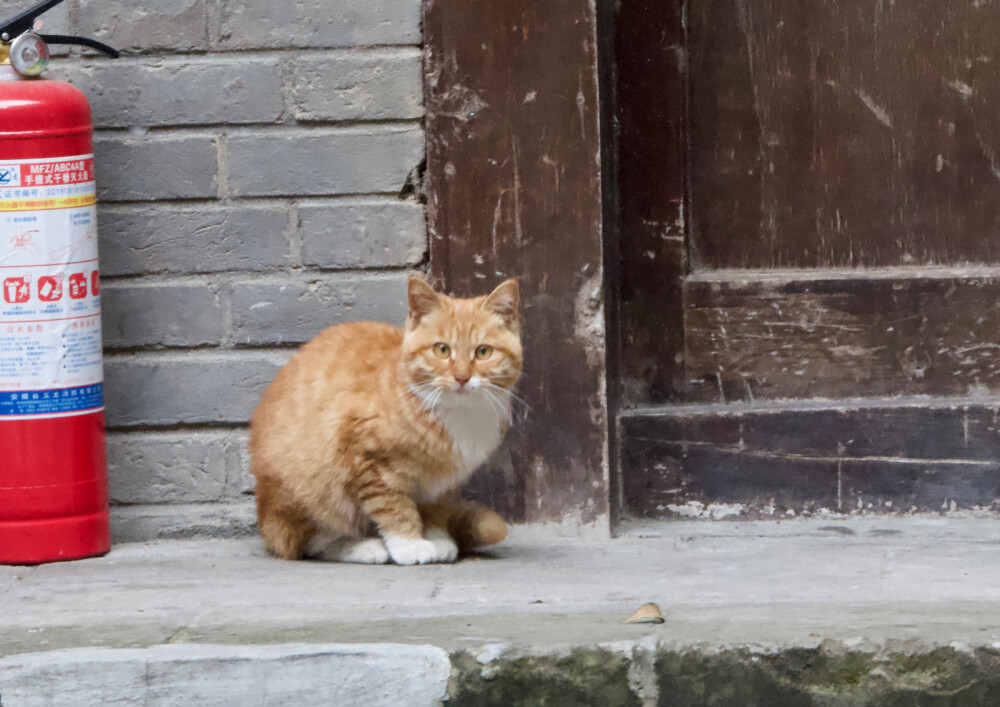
[
  {"xmin": 434, "ymin": 394, "xmax": 507, "ymax": 474},
  {"xmin": 417, "ymin": 391, "xmax": 508, "ymax": 501}
]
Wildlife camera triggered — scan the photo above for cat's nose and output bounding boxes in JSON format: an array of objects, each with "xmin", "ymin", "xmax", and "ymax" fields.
[{"xmin": 454, "ymin": 375, "xmax": 470, "ymax": 388}]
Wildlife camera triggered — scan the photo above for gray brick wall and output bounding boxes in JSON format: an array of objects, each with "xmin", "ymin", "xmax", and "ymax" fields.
[{"xmin": 9, "ymin": 0, "xmax": 426, "ymax": 539}]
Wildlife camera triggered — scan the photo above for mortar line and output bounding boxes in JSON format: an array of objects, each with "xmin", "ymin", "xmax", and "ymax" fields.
[
  {"xmin": 100, "ymin": 267, "xmax": 415, "ymax": 287},
  {"xmin": 97, "ymin": 193, "xmax": 421, "ymax": 208},
  {"xmin": 94, "ymin": 121, "xmax": 422, "ymax": 138}
]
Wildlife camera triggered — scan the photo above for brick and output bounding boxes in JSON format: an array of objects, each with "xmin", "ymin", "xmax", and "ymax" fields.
[
  {"xmin": 292, "ymin": 50, "xmax": 423, "ymax": 121},
  {"xmin": 230, "ymin": 273, "xmax": 409, "ymax": 345},
  {"xmin": 51, "ymin": 58, "xmax": 284, "ymax": 129},
  {"xmin": 104, "ymin": 353, "xmax": 288, "ymax": 427},
  {"xmin": 225, "ymin": 128, "xmax": 423, "ymax": 197},
  {"xmin": 107, "ymin": 430, "xmax": 248, "ymax": 503},
  {"xmin": 95, "ymin": 134, "xmax": 218, "ymax": 201},
  {"xmin": 209, "ymin": 0, "xmax": 420, "ymax": 50},
  {"xmin": 97, "ymin": 204, "xmax": 290, "ymax": 276},
  {"xmin": 110, "ymin": 500, "xmax": 256, "ymax": 541},
  {"xmin": 299, "ymin": 200, "xmax": 425, "ymax": 269},
  {"xmin": 229, "ymin": 436, "xmax": 253, "ymax": 494},
  {"xmin": 100, "ymin": 283, "xmax": 224, "ymax": 349},
  {"xmin": 76, "ymin": 0, "xmax": 209, "ymax": 52}
]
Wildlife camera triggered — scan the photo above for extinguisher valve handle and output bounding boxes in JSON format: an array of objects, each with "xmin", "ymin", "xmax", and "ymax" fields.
[
  {"xmin": 0, "ymin": 0, "xmax": 119, "ymax": 60},
  {"xmin": 37, "ymin": 34, "xmax": 119, "ymax": 59},
  {"xmin": 0, "ymin": 0, "xmax": 65, "ymax": 42}
]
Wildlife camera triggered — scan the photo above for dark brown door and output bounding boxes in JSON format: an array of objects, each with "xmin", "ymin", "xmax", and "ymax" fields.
[{"xmin": 614, "ymin": 0, "xmax": 1000, "ymax": 521}]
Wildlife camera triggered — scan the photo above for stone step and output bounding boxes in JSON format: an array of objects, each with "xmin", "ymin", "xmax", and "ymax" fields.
[
  {"xmin": 5, "ymin": 638, "xmax": 1000, "ymax": 705},
  {"xmin": 2, "ymin": 520, "xmax": 1000, "ymax": 704}
]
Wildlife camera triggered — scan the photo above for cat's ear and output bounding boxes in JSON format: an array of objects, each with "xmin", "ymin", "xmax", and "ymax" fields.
[
  {"xmin": 483, "ymin": 278, "xmax": 520, "ymax": 328},
  {"xmin": 408, "ymin": 274, "xmax": 440, "ymax": 326}
]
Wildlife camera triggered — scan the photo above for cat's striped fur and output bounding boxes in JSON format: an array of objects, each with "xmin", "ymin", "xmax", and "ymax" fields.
[{"xmin": 249, "ymin": 275, "xmax": 521, "ymax": 565}]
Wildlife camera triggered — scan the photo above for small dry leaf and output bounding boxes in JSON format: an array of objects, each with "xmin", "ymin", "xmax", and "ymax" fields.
[{"xmin": 623, "ymin": 602, "xmax": 665, "ymax": 625}]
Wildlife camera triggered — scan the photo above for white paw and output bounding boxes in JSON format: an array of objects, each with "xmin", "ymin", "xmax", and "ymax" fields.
[
  {"xmin": 335, "ymin": 538, "xmax": 390, "ymax": 564},
  {"xmin": 425, "ymin": 529, "xmax": 459, "ymax": 563},
  {"xmin": 306, "ymin": 534, "xmax": 390, "ymax": 564},
  {"xmin": 385, "ymin": 536, "xmax": 443, "ymax": 565}
]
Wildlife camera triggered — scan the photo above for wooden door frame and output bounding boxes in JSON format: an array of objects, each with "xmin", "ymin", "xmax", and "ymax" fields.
[
  {"xmin": 423, "ymin": 0, "xmax": 691, "ymax": 526},
  {"xmin": 422, "ymin": 0, "xmax": 615, "ymax": 526},
  {"xmin": 600, "ymin": 0, "xmax": 689, "ymax": 525}
]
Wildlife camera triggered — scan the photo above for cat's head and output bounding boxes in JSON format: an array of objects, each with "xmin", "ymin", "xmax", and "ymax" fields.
[{"xmin": 402, "ymin": 275, "xmax": 523, "ymax": 403}]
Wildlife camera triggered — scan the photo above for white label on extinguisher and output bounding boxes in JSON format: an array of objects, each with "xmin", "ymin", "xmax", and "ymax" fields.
[{"xmin": 0, "ymin": 154, "xmax": 103, "ymax": 419}]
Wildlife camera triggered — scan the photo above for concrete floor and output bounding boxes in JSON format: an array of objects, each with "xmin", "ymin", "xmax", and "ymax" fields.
[{"xmin": 3, "ymin": 516, "xmax": 1000, "ymax": 656}]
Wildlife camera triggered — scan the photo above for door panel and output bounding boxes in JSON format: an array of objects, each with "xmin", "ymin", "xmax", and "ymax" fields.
[
  {"xmin": 621, "ymin": 403, "xmax": 1000, "ymax": 519},
  {"xmin": 688, "ymin": 0, "xmax": 1000, "ymax": 268},
  {"xmin": 612, "ymin": 0, "xmax": 1000, "ymax": 522},
  {"xmin": 684, "ymin": 269, "xmax": 1000, "ymax": 402}
]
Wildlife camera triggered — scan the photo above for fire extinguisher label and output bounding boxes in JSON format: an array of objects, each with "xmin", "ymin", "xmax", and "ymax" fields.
[{"xmin": 0, "ymin": 154, "xmax": 102, "ymax": 420}]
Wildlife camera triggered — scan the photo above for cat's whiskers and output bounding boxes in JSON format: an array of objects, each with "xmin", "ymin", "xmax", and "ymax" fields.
[
  {"xmin": 484, "ymin": 382, "xmax": 530, "ymax": 413},
  {"xmin": 484, "ymin": 382, "xmax": 532, "ymax": 424},
  {"xmin": 396, "ymin": 386, "xmax": 423, "ymax": 406},
  {"xmin": 474, "ymin": 387, "xmax": 504, "ymax": 425},
  {"xmin": 480, "ymin": 385, "xmax": 511, "ymax": 423},
  {"xmin": 402, "ymin": 380, "xmax": 442, "ymax": 411},
  {"xmin": 423, "ymin": 386, "xmax": 445, "ymax": 413}
]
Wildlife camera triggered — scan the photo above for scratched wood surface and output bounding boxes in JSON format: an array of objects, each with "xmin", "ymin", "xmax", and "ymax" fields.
[
  {"xmin": 615, "ymin": 0, "xmax": 1000, "ymax": 520},
  {"xmin": 684, "ymin": 270, "xmax": 1000, "ymax": 402},
  {"xmin": 612, "ymin": 0, "xmax": 688, "ymax": 407},
  {"xmin": 423, "ymin": 0, "xmax": 1000, "ymax": 521},
  {"xmin": 423, "ymin": 0, "xmax": 608, "ymax": 523},
  {"xmin": 622, "ymin": 405, "xmax": 1000, "ymax": 519},
  {"xmin": 688, "ymin": 0, "xmax": 1000, "ymax": 268}
]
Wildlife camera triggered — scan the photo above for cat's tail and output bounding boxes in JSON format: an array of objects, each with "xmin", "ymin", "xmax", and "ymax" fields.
[
  {"xmin": 451, "ymin": 502, "xmax": 508, "ymax": 550},
  {"xmin": 420, "ymin": 498, "xmax": 507, "ymax": 552}
]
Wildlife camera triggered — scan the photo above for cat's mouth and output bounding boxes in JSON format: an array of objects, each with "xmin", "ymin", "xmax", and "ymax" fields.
[
  {"xmin": 445, "ymin": 384, "xmax": 488, "ymax": 402},
  {"xmin": 452, "ymin": 378, "xmax": 484, "ymax": 394}
]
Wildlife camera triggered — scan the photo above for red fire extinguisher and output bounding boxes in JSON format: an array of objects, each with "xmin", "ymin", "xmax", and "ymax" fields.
[{"xmin": 0, "ymin": 0, "xmax": 118, "ymax": 564}]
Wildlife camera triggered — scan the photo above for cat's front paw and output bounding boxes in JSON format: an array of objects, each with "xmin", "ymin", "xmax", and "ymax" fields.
[
  {"xmin": 306, "ymin": 534, "xmax": 390, "ymax": 564},
  {"xmin": 336, "ymin": 537, "xmax": 391, "ymax": 564},
  {"xmin": 425, "ymin": 529, "xmax": 459, "ymax": 563},
  {"xmin": 385, "ymin": 536, "xmax": 448, "ymax": 565}
]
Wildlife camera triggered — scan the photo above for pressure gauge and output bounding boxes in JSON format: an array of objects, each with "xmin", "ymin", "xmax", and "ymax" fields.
[{"xmin": 9, "ymin": 31, "xmax": 49, "ymax": 77}]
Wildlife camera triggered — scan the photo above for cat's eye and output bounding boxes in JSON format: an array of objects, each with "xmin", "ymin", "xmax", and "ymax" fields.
[
  {"xmin": 475, "ymin": 345, "xmax": 494, "ymax": 360},
  {"xmin": 432, "ymin": 342, "xmax": 451, "ymax": 359}
]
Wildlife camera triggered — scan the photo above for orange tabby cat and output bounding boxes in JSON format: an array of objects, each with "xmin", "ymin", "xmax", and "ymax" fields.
[{"xmin": 249, "ymin": 275, "xmax": 522, "ymax": 565}]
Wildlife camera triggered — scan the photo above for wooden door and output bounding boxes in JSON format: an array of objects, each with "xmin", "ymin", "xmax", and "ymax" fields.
[
  {"xmin": 614, "ymin": 0, "xmax": 1000, "ymax": 521},
  {"xmin": 423, "ymin": 0, "xmax": 610, "ymax": 525}
]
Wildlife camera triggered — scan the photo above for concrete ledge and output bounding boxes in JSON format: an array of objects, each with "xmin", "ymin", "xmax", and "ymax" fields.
[{"xmin": 0, "ymin": 644, "xmax": 450, "ymax": 707}]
